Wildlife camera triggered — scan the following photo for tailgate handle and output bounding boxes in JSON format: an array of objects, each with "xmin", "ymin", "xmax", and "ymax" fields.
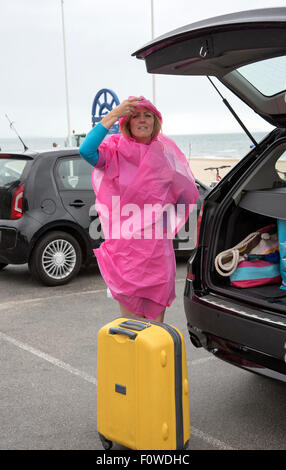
[
  {"xmin": 199, "ymin": 40, "xmax": 210, "ymax": 58},
  {"xmin": 69, "ymin": 200, "xmax": 85, "ymax": 207},
  {"xmin": 109, "ymin": 327, "xmax": 137, "ymax": 340}
]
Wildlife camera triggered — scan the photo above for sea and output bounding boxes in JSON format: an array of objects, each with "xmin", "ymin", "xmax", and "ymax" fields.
[{"xmin": 0, "ymin": 131, "xmax": 269, "ymax": 160}]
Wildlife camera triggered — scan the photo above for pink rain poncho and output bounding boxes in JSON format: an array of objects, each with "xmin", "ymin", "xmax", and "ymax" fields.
[{"xmin": 92, "ymin": 100, "xmax": 199, "ymax": 319}]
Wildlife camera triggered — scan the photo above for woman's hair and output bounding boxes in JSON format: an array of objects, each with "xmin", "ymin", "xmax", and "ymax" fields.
[{"xmin": 120, "ymin": 113, "xmax": 162, "ymax": 140}]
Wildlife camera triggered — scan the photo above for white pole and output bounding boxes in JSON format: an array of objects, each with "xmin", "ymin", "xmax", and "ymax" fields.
[
  {"xmin": 151, "ymin": 0, "xmax": 156, "ymax": 106},
  {"xmin": 61, "ymin": 0, "xmax": 72, "ymax": 146}
]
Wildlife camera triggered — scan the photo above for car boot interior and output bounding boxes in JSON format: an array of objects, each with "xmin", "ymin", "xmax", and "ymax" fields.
[{"xmin": 208, "ymin": 138, "xmax": 286, "ymax": 312}]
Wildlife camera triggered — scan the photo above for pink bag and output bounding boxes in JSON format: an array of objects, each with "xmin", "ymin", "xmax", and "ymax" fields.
[{"xmin": 215, "ymin": 224, "xmax": 281, "ymax": 288}]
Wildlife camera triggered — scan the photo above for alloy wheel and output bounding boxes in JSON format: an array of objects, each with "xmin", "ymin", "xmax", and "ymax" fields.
[{"xmin": 42, "ymin": 238, "xmax": 77, "ymax": 280}]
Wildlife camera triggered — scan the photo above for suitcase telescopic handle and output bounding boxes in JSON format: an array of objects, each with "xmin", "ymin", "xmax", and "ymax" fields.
[
  {"xmin": 119, "ymin": 320, "xmax": 151, "ymax": 331},
  {"xmin": 109, "ymin": 327, "xmax": 137, "ymax": 340}
]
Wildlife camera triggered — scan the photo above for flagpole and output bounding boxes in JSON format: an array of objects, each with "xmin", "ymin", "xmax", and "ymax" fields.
[
  {"xmin": 151, "ymin": 0, "xmax": 156, "ymax": 105},
  {"xmin": 61, "ymin": 0, "xmax": 72, "ymax": 146}
]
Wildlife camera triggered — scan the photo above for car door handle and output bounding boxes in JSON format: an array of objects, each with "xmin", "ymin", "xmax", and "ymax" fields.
[
  {"xmin": 176, "ymin": 237, "xmax": 189, "ymax": 242},
  {"xmin": 69, "ymin": 200, "xmax": 85, "ymax": 208}
]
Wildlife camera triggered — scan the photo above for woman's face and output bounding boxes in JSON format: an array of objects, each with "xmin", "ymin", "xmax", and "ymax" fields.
[{"xmin": 129, "ymin": 107, "xmax": 155, "ymax": 144}]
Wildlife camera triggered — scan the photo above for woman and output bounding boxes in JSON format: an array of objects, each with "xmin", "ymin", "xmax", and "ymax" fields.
[{"xmin": 79, "ymin": 96, "xmax": 199, "ymax": 322}]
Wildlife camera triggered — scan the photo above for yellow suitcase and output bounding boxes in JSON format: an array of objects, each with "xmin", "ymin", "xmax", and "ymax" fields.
[{"xmin": 97, "ymin": 317, "xmax": 190, "ymax": 450}]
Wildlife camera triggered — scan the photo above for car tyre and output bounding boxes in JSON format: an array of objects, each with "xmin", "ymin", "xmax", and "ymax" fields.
[{"xmin": 29, "ymin": 231, "xmax": 82, "ymax": 286}]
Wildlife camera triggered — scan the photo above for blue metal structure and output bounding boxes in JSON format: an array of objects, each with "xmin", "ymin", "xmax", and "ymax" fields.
[{"xmin": 92, "ymin": 89, "xmax": 120, "ymax": 134}]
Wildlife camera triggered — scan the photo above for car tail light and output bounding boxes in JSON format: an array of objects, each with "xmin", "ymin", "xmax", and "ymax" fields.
[
  {"xmin": 10, "ymin": 184, "xmax": 25, "ymax": 219},
  {"xmin": 187, "ymin": 272, "xmax": 195, "ymax": 280},
  {"xmin": 195, "ymin": 200, "xmax": 205, "ymax": 248}
]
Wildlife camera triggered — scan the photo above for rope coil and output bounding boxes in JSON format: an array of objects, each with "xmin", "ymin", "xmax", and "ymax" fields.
[{"xmin": 214, "ymin": 232, "xmax": 261, "ymax": 277}]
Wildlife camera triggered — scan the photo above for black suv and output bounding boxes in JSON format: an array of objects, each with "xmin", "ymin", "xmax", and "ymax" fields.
[
  {"xmin": 134, "ymin": 8, "xmax": 286, "ymax": 381},
  {"xmin": 0, "ymin": 148, "xmax": 208, "ymax": 286}
]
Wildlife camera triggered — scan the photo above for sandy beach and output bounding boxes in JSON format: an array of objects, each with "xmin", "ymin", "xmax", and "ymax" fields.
[{"xmin": 187, "ymin": 157, "xmax": 240, "ymax": 185}]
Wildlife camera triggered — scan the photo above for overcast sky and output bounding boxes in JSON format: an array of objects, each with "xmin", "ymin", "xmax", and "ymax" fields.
[{"xmin": 0, "ymin": 0, "xmax": 285, "ymax": 138}]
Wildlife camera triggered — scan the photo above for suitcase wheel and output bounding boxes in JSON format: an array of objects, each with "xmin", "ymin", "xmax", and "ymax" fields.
[{"xmin": 99, "ymin": 433, "xmax": 113, "ymax": 450}]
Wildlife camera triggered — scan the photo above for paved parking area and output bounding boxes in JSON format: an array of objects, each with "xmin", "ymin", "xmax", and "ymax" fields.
[{"xmin": 1, "ymin": 260, "xmax": 286, "ymax": 450}]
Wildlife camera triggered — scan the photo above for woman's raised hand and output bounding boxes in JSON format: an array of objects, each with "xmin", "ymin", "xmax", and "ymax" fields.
[
  {"xmin": 100, "ymin": 97, "xmax": 142, "ymax": 130},
  {"xmin": 112, "ymin": 97, "xmax": 143, "ymax": 119}
]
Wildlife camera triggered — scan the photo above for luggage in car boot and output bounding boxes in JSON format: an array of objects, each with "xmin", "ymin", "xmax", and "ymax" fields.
[{"xmin": 97, "ymin": 317, "xmax": 190, "ymax": 450}]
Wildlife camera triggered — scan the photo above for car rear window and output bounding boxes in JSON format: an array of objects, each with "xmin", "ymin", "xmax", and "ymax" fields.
[
  {"xmin": 237, "ymin": 55, "xmax": 286, "ymax": 97},
  {"xmin": 0, "ymin": 157, "xmax": 29, "ymax": 219},
  {"xmin": 0, "ymin": 157, "xmax": 27, "ymax": 188}
]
